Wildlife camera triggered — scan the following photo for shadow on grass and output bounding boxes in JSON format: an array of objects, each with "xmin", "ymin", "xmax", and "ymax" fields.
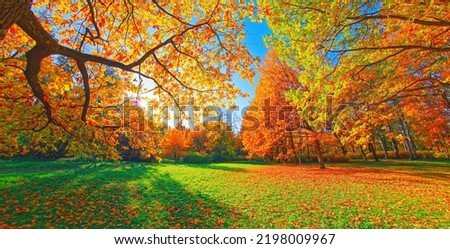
[
  {"xmin": 1, "ymin": 162, "xmax": 154, "ymax": 228},
  {"xmin": 137, "ymin": 173, "xmax": 242, "ymax": 228},
  {"xmin": 1, "ymin": 161, "xmax": 241, "ymax": 228},
  {"xmin": 0, "ymin": 159, "xmax": 122, "ymax": 173}
]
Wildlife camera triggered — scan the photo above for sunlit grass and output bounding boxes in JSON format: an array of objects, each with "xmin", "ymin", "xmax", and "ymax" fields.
[{"xmin": 1, "ymin": 159, "xmax": 449, "ymax": 228}]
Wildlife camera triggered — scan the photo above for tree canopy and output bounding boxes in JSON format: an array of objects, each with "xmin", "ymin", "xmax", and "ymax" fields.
[
  {"xmin": 1, "ymin": 0, "xmax": 258, "ymax": 159},
  {"xmin": 1, "ymin": 1, "xmax": 448, "ymax": 165}
]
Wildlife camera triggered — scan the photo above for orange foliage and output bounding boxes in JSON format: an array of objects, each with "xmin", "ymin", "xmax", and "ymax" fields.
[{"xmin": 162, "ymin": 129, "xmax": 189, "ymax": 162}]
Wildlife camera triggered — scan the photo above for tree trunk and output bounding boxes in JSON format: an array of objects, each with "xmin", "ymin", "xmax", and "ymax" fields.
[
  {"xmin": 376, "ymin": 129, "xmax": 389, "ymax": 159},
  {"xmin": 360, "ymin": 145, "xmax": 367, "ymax": 160},
  {"xmin": 289, "ymin": 132, "xmax": 301, "ymax": 165},
  {"xmin": 314, "ymin": 137, "xmax": 325, "ymax": 169},
  {"xmin": 334, "ymin": 133, "xmax": 347, "ymax": 155},
  {"xmin": 306, "ymin": 135, "xmax": 310, "ymax": 161},
  {"xmin": 0, "ymin": 0, "xmax": 32, "ymax": 39},
  {"xmin": 378, "ymin": 136, "xmax": 389, "ymax": 159},
  {"xmin": 400, "ymin": 119, "xmax": 417, "ymax": 160},
  {"xmin": 49, "ymin": 140, "xmax": 69, "ymax": 159},
  {"xmin": 387, "ymin": 124, "xmax": 401, "ymax": 159},
  {"xmin": 368, "ymin": 142, "xmax": 379, "ymax": 162}
]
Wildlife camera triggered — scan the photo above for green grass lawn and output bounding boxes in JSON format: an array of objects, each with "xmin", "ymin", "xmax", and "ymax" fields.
[{"xmin": 1, "ymin": 159, "xmax": 449, "ymax": 228}]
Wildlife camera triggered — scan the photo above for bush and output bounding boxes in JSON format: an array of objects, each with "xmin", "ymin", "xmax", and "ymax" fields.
[
  {"xmin": 386, "ymin": 151, "xmax": 410, "ymax": 159},
  {"xmin": 346, "ymin": 152, "xmax": 363, "ymax": 160},
  {"xmin": 416, "ymin": 151, "xmax": 435, "ymax": 159},
  {"xmin": 183, "ymin": 152, "xmax": 212, "ymax": 163},
  {"xmin": 212, "ymin": 153, "xmax": 233, "ymax": 163},
  {"xmin": 434, "ymin": 152, "xmax": 449, "ymax": 159},
  {"xmin": 297, "ymin": 154, "xmax": 320, "ymax": 162},
  {"xmin": 298, "ymin": 154, "xmax": 309, "ymax": 162}
]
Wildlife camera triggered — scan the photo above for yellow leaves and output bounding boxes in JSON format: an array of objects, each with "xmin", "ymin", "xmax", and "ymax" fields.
[{"xmin": 1, "ymin": 2, "xmax": 249, "ymax": 160}]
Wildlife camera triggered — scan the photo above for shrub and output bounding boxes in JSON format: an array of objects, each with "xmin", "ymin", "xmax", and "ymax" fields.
[
  {"xmin": 386, "ymin": 151, "xmax": 410, "ymax": 159},
  {"xmin": 297, "ymin": 154, "xmax": 321, "ymax": 162},
  {"xmin": 183, "ymin": 152, "xmax": 212, "ymax": 163},
  {"xmin": 212, "ymin": 153, "xmax": 233, "ymax": 163},
  {"xmin": 434, "ymin": 152, "xmax": 449, "ymax": 159},
  {"xmin": 346, "ymin": 152, "xmax": 364, "ymax": 160},
  {"xmin": 416, "ymin": 151, "xmax": 435, "ymax": 159}
]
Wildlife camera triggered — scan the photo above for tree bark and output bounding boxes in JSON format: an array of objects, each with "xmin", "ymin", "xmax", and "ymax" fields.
[
  {"xmin": 314, "ymin": 136, "xmax": 325, "ymax": 169},
  {"xmin": 376, "ymin": 129, "xmax": 389, "ymax": 159},
  {"xmin": 368, "ymin": 142, "xmax": 379, "ymax": 162},
  {"xmin": 0, "ymin": 0, "xmax": 31, "ymax": 39},
  {"xmin": 288, "ymin": 132, "xmax": 301, "ymax": 165},
  {"xmin": 399, "ymin": 118, "xmax": 417, "ymax": 160},
  {"xmin": 333, "ymin": 133, "xmax": 347, "ymax": 155},
  {"xmin": 306, "ymin": 135, "xmax": 310, "ymax": 161},
  {"xmin": 387, "ymin": 124, "xmax": 401, "ymax": 159},
  {"xmin": 359, "ymin": 145, "xmax": 367, "ymax": 160}
]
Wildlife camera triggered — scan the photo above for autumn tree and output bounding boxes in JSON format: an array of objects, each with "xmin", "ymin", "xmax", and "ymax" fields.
[
  {"xmin": 162, "ymin": 128, "xmax": 189, "ymax": 163},
  {"xmin": 187, "ymin": 129, "xmax": 208, "ymax": 154},
  {"xmin": 0, "ymin": 1, "xmax": 258, "ymax": 159},
  {"xmin": 203, "ymin": 120, "xmax": 236, "ymax": 161},
  {"xmin": 241, "ymin": 50, "xmax": 306, "ymax": 165},
  {"xmin": 261, "ymin": 1, "xmax": 449, "ymax": 163}
]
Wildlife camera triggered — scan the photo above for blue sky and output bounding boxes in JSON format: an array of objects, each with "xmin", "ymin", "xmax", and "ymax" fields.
[{"xmin": 231, "ymin": 18, "xmax": 272, "ymax": 127}]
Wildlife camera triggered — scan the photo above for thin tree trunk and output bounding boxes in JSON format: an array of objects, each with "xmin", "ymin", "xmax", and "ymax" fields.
[
  {"xmin": 400, "ymin": 119, "xmax": 417, "ymax": 160},
  {"xmin": 306, "ymin": 135, "xmax": 310, "ymax": 161},
  {"xmin": 368, "ymin": 142, "xmax": 379, "ymax": 162},
  {"xmin": 289, "ymin": 132, "xmax": 301, "ymax": 165},
  {"xmin": 376, "ymin": 129, "xmax": 389, "ymax": 159},
  {"xmin": 360, "ymin": 145, "xmax": 367, "ymax": 161},
  {"xmin": 387, "ymin": 124, "xmax": 401, "ymax": 159},
  {"xmin": 50, "ymin": 140, "xmax": 69, "ymax": 159},
  {"xmin": 334, "ymin": 133, "xmax": 347, "ymax": 155},
  {"xmin": 314, "ymin": 136, "xmax": 325, "ymax": 169}
]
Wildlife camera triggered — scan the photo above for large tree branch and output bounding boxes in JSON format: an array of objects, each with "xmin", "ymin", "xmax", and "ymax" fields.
[
  {"xmin": 24, "ymin": 45, "xmax": 53, "ymax": 121},
  {"xmin": 76, "ymin": 60, "xmax": 90, "ymax": 122},
  {"xmin": 330, "ymin": 45, "xmax": 450, "ymax": 53},
  {"xmin": 11, "ymin": 4, "xmax": 215, "ymax": 125},
  {"xmin": 286, "ymin": 2, "xmax": 450, "ymax": 27},
  {"xmin": 347, "ymin": 14, "xmax": 450, "ymax": 27},
  {"xmin": 0, "ymin": 0, "xmax": 31, "ymax": 39}
]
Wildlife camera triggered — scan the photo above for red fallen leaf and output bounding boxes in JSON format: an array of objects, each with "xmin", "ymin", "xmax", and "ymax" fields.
[
  {"xmin": 216, "ymin": 219, "xmax": 225, "ymax": 226},
  {"xmin": 3, "ymin": 225, "xmax": 12, "ymax": 229}
]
